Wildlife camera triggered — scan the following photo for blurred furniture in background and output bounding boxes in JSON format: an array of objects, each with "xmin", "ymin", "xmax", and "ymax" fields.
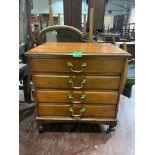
[
  {"xmin": 37, "ymin": 25, "xmax": 83, "ymax": 45},
  {"xmin": 100, "ymin": 33, "xmax": 120, "ymax": 43},
  {"xmin": 122, "ymin": 23, "xmax": 135, "ymax": 41},
  {"xmin": 87, "ymin": 0, "xmax": 105, "ymax": 32},
  {"xmin": 31, "ymin": 11, "xmax": 62, "ymax": 47},
  {"xmin": 116, "ymin": 41, "xmax": 135, "ymax": 60},
  {"xmin": 63, "ymin": 0, "xmax": 82, "ymax": 30},
  {"xmin": 19, "ymin": 43, "xmax": 31, "ymax": 103},
  {"xmin": 122, "ymin": 43, "xmax": 135, "ymax": 98},
  {"xmin": 113, "ymin": 14, "xmax": 128, "ymax": 34}
]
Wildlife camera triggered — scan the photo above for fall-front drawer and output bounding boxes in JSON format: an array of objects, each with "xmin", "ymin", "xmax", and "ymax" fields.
[
  {"xmin": 38, "ymin": 104, "xmax": 116, "ymax": 117},
  {"xmin": 37, "ymin": 90, "xmax": 118, "ymax": 104},
  {"xmin": 32, "ymin": 58, "xmax": 124, "ymax": 74},
  {"xmin": 34, "ymin": 74, "xmax": 120, "ymax": 90}
]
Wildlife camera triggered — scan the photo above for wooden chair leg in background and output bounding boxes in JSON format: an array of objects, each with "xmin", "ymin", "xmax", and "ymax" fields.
[
  {"xmin": 112, "ymin": 36, "xmax": 116, "ymax": 45},
  {"xmin": 58, "ymin": 13, "xmax": 61, "ymax": 25},
  {"xmin": 88, "ymin": 8, "xmax": 94, "ymax": 43},
  {"xmin": 49, "ymin": 5, "xmax": 54, "ymax": 26}
]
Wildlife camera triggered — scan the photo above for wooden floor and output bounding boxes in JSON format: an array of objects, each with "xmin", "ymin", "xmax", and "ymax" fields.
[{"xmin": 19, "ymin": 93, "xmax": 135, "ymax": 155}]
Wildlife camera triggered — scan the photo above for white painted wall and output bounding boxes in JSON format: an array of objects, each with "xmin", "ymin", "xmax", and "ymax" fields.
[
  {"xmin": 82, "ymin": 0, "xmax": 88, "ymax": 15},
  {"xmin": 52, "ymin": 0, "xmax": 63, "ymax": 14},
  {"xmin": 31, "ymin": 0, "xmax": 88, "ymax": 25},
  {"xmin": 31, "ymin": 0, "xmax": 49, "ymax": 14},
  {"xmin": 49, "ymin": 0, "xmax": 64, "ymax": 24},
  {"xmin": 31, "ymin": 0, "xmax": 64, "ymax": 14},
  {"xmin": 129, "ymin": 7, "xmax": 135, "ymax": 23}
]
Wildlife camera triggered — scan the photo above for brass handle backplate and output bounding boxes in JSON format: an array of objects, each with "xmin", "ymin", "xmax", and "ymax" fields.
[
  {"xmin": 67, "ymin": 62, "xmax": 87, "ymax": 73},
  {"xmin": 68, "ymin": 94, "xmax": 85, "ymax": 104},
  {"xmin": 68, "ymin": 79, "xmax": 86, "ymax": 89},
  {"xmin": 69, "ymin": 107, "xmax": 85, "ymax": 118}
]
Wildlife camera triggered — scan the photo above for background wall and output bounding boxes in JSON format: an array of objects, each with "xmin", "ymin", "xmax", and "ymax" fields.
[
  {"xmin": 31, "ymin": 0, "xmax": 134, "ymax": 29},
  {"xmin": 31, "ymin": 0, "xmax": 88, "ymax": 14},
  {"xmin": 31, "ymin": 0, "xmax": 49, "ymax": 14},
  {"xmin": 104, "ymin": 1, "xmax": 135, "ymax": 29},
  {"xmin": 31, "ymin": 0, "xmax": 88, "ymax": 25}
]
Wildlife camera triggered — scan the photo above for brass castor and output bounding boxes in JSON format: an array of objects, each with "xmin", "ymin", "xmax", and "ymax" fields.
[
  {"xmin": 38, "ymin": 125, "xmax": 44, "ymax": 133},
  {"xmin": 106, "ymin": 125, "xmax": 116, "ymax": 133}
]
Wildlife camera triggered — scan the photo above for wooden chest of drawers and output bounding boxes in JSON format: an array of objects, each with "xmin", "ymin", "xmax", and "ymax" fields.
[{"xmin": 26, "ymin": 42, "xmax": 130, "ymax": 132}]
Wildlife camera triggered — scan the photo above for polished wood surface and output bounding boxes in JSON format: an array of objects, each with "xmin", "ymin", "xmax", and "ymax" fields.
[
  {"xmin": 120, "ymin": 59, "xmax": 128, "ymax": 94},
  {"xmin": 34, "ymin": 75, "xmax": 120, "ymax": 90},
  {"xmin": 25, "ymin": 42, "xmax": 130, "ymax": 130},
  {"xmin": 39, "ymin": 104, "xmax": 116, "ymax": 117},
  {"xmin": 26, "ymin": 42, "xmax": 131, "ymax": 57},
  {"xmin": 32, "ymin": 58, "xmax": 124, "ymax": 74},
  {"xmin": 37, "ymin": 90, "xmax": 118, "ymax": 104}
]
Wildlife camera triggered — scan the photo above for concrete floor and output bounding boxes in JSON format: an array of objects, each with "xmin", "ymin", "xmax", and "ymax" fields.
[{"xmin": 19, "ymin": 93, "xmax": 135, "ymax": 155}]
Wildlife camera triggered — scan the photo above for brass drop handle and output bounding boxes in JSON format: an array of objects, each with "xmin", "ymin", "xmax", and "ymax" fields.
[
  {"xmin": 67, "ymin": 62, "xmax": 87, "ymax": 73},
  {"xmin": 68, "ymin": 79, "xmax": 87, "ymax": 89},
  {"xmin": 68, "ymin": 94, "xmax": 85, "ymax": 104},
  {"xmin": 69, "ymin": 107, "xmax": 85, "ymax": 118}
]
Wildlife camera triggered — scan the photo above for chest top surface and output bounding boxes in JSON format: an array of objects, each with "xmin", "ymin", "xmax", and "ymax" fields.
[{"xmin": 25, "ymin": 42, "xmax": 130, "ymax": 57}]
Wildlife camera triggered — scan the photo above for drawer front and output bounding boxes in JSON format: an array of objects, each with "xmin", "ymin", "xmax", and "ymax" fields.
[
  {"xmin": 38, "ymin": 104, "xmax": 116, "ymax": 117},
  {"xmin": 32, "ymin": 58, "xmax": 124, "ymax": 74},
  {"xmin": 37, "ymin": 90, "xmax": 118, "ymax": 104},
  {"xmin": 34, "ymin": 75, "xmax": 120, "ymax": 90}
]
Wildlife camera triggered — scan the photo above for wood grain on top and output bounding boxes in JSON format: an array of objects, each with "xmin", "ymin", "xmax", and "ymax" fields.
[{"xmin": 25, "ymin": 42, "xmax": 131, "ymax": 57}]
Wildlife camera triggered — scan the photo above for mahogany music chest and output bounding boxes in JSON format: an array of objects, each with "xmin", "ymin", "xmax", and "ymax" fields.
[{"xmin": 25, "ymin": 42, "xmax": 130, "ymax": 132}]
